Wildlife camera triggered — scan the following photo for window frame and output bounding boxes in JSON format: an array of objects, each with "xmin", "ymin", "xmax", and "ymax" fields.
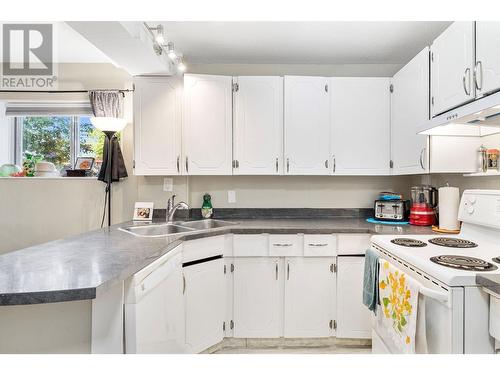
[{"xmin": 14, "ymin": 115, "xmax": 94, "ymax": 170}]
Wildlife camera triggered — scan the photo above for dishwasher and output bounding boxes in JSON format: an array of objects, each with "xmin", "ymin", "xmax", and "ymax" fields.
[{"xmin": 124, "ymin": 246, "xmax": 185, "ymax": 354}]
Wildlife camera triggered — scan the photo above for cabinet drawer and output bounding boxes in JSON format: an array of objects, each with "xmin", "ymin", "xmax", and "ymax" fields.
[
  {"xmin": 303, "ymin": 235, "xmax": 337, "ymax": 257},
  {"xmin": 233, "ymin": 234, "xmax": 268, "ymax": 257},
  {"xmin": 182, "ymin": 235, "xmax": 225, "ymax": 263},
  {"xmin": 269, "ymin": 234, "xmax": 302, "ymax": 256},
  {"xmin": 337, "ymin": 234, "xmax": 371, "ymax": 255}
]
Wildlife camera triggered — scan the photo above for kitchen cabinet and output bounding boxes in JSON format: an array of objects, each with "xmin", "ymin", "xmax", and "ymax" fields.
[
  {"xmin": 183, "ymin": 257, "xmax": 225, "ymax": 353},
  {"xmin": 124, "ymin": 247, "xmax": 184, "ymax": 353},
  {"xmin": 224, "ymin": 257, "xmax": 234, "ymax": 337},
  {"xmin": 233, "ymin": 257, "xmax": 284, "ymax": 338},
  {"xmin": 391, "ymin": 47, "xmax": 430, "ymax": 175},
  {"xmin": 133, "ymin": 76, "xmax": 182, "ymax": 175},
  {"xmin": 284, "ymin": 76, "xmax": 331, "ymax": 175},
  {"xmin": 233, "ymin": 76, "xmax": 283, "ymax": 175},
  {"xmin": 331, "ymin": 77, "xmax": 391, "ymax": 175},
  {"xmin": 284, "ymin": 257, "xmax": 336, "ymax": 338},
  {"xmin": 183, "ymin": 74, "xmax": 233, "ymax": 175},
  {"xmin": 475, "ymin": 22, "xmax": 500, "ymax": 97},
  {"xmin": 429, "ymin": 136, "xmax": 480, "ymax": 173},
  {"xmin": 431, "ymin": 22, "xmax": 475, "ymax": 116},
  {"xmin": 336, "ymin": 256, "xmax": 371, "ymax": 339}
]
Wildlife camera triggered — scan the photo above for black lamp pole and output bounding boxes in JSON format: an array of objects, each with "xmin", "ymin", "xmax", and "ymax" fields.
[{"xmin": 103, "ymin": 130, "xmax": 116, "ymax": 227}]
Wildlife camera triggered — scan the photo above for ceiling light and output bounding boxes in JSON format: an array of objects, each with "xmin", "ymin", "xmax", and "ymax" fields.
[
  {"xmin": 177, "ymin": 60, "xmax": 186, "ymax": 72},
  {"xmin": 167, "ymin": 42, "xmax": 177, "ymax": 60},
  {"xmin": 155, "ymin": 25, "xmax": 165, "ymax": 45}
]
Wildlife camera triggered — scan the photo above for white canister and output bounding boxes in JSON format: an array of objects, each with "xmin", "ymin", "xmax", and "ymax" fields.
[{"xmin": 438, "ymin": 186, "xmax": 460, "ymax": 231}]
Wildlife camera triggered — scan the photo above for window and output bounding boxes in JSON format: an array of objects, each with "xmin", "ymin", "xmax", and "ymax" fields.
[{"xmin": 14, "ymin": 115, "xmax": 106, "ymax": 171}]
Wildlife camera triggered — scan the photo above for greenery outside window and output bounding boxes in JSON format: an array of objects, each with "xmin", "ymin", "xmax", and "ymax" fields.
[{"xmin": 14, "ymin": 115, "xmax": 107, "ymax": 172}]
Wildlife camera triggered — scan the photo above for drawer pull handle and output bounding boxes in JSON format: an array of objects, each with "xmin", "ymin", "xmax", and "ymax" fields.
[
  {"xmin": 273, "ymin": 243, "xmax": 293, "ymax": 247},
  {"xmin": 308, "ymin": 243, "xmax": 328, "ymax": 247}
]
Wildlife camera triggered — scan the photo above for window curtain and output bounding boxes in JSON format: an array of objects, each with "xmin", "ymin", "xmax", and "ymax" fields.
[{"xmin": 88, "ymin": 90, "xmax": 128, "ymax": 183}]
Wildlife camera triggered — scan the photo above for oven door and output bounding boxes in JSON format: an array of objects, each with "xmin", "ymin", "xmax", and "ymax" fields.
[{"xmin": 371, "ymin": 245, "xmax": 464, "ymax": 354}]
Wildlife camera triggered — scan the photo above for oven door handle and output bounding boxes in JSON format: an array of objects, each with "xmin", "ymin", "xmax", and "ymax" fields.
[{"xmin": 418, "ymin": 284, "xmax": 449, "ymax": 306}]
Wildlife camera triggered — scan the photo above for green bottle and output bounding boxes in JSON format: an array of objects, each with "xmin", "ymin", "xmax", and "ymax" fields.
[{"xmin": 201, "ymin": 193, "xmax": 213, "ymax": 219}]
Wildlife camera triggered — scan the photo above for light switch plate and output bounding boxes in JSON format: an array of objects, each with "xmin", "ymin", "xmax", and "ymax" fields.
[
  {"xmin": 228, "ymin": 190, "xmax": 236, "ymax": 203},
  {"xmin": 163, "ymin": 178, "xmax": 173, "ymax": 192}
]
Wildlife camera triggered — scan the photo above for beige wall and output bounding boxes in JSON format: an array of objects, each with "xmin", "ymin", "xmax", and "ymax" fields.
[
  {"xmin": 0, "ymin": 63, "xmax": 137, "ymax": 254},
  {"xmin": 137, "ymin": 175, "xmax": 414, "ymax": 209}
]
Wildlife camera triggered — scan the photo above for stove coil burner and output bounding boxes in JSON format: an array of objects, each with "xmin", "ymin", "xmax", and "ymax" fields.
[
  {"xmin": 428, "ymin": 237, "xmax": 478, "ymax": 248},
  {"xmin": 390, "ymin": 238, "xmax": 427, "ymax": 247},
  {"xmin": 493, "ymin": 257, "xmax": 500, "ymax": 264},
  {"xmin": 430, "ymin": 255, "xmax": 498, "ymax": 271}
]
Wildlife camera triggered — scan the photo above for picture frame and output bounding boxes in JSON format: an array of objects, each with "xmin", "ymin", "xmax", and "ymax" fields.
[
  {"xmin": 133, "ymin": 202, "xmax": 154, "ymax": 221},
  {"xmin": 74, "ymin": 157, "xmax": 95, "ymax": 170}
]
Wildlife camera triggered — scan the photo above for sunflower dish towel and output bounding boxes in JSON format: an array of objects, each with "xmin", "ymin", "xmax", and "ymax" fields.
[{"xmin": 378, "ymin": 260, "xmax": 419, "ymax": 353}]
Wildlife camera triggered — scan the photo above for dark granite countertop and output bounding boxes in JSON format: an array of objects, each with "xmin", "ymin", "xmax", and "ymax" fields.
[
  {"xmin": 0, "ymin": 217, "xmax": 433, "ymax": 306},
  {"xmin": 477, "ymin": 274, "xmax": 500, "ymax": 297}
]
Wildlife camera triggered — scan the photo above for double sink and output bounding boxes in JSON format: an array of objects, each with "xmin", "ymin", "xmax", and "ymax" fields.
[{"xmin": 119, "ymin": 219, "xmax": 236, "ymax": 238}]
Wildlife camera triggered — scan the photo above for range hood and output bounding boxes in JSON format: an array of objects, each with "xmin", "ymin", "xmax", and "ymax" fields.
[{"xmin": 418, "ymin": 90, "xmax": 500, "ymax": 137}]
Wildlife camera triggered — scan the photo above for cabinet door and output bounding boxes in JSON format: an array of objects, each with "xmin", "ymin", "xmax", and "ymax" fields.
[
  {"xmin": 183, "ymin": 74, "xmax": 233, "ymax": 175},
  {"xmin": 284, "ymin": 257, "xmax": 336, "ymax": 338},
  {"xmin": 133, "ymin": 76, "xmax": 182, "ymax": 175},
  {"xmin": 391, "ymin": 47, "xmax": 430, "ymax": 175},
  {"xmin": 224, "ymin": 258, "xmax": 234, "ymax": 337},
  {"xmin": 429, "ymin": 136, "xmax": 480, "ymax": 173},
  {"xmin": 183, "ymin": 258, "xmax": 225, "ymax": 353},
  {"xmin": 233, "ymin": 258, "xmax": 284, "ymax": 338},
  {"xmin": 233, "ymin": 76, "xmax": 283, "ymax": 175},
  {"xmin": 331, "ymin": 77, "xmax": 391, "ymax": 175},
  {"xmin": 336, "ymin": 256, "xmax": 371, "ymax": 339},
  {"xmin": 431, "ymin": 22, "xmax": 475, "ymax": 116},
  {"xmin": 476, "ymin": 22, "xmax": 500, "ymax": 97},
  {"xmin": 284, "ymin": 76, "xmax": 331, "ymax": 175}
]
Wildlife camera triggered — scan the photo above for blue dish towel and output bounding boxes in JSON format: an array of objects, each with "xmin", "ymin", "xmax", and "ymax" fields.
[{"xmin": 363, "ymin": 248, "xmax": 380, "ymax": 315}]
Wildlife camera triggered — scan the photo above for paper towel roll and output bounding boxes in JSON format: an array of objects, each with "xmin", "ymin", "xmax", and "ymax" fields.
[{"xmin": 438, "ymin": 186, "xmax": 460, "ymax": 231}]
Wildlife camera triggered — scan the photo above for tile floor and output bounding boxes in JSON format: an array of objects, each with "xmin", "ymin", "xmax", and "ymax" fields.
[{"xmin": 214, "ymin": 346, "xmax": 371, "ymax": 354}]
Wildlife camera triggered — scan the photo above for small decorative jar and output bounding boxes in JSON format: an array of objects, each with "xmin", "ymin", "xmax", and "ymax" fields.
[
  {"xmin": 487, "ymin": 149, "xmax": 499, "ymax": 170},
  {"xmin": 22, "ymin": 153, "xmax": 36, "ymax": 177},
  {"xmin": 201, "ymin": 193, "xmax": 213, "ymax": 219}
]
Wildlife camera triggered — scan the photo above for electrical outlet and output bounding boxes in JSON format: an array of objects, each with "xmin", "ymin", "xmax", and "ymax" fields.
[
  {"xmin": 163, "ymin": 178, "xmax": 173, "ymax": 192},
  {"xmin": 227, "ymin": 190, "xmax": 236, "ymax": 203}
]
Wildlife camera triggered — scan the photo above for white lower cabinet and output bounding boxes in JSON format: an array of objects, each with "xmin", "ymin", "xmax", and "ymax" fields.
[
  {"xmin": 233, "ymin": 257, "xmax": 284, "ymax": 338},
  {"xmin": 183, "ymin": 257, "xmax": 225, "ymax": 353},
  {"xmin": 284, "ymin": 257, "xmax": 336, "ymax": 338},
  {"xmin": 336, "ymin": 256, "xmax": 371, "ymax": 339}
]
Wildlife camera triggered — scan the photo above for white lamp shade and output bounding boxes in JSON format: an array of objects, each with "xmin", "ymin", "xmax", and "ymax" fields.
[{"xmin": 90, "ymin": 116, "xmax": 127, "ymax": 132}]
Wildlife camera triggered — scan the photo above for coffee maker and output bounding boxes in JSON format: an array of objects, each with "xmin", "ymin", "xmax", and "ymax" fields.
[{"xmin": 409, "ymin": 185, "xmax": 438, "ymax": 226}]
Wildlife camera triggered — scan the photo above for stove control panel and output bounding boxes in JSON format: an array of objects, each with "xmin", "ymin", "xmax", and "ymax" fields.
[{"xmin": 458, "ymin": 190, "xmax": 500, "ymax": 229}]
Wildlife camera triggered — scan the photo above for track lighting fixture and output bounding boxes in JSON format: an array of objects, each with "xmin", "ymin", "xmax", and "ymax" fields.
[{"xmin": 144, "ymin": 22, "xmax": 186, "ymax": 73}]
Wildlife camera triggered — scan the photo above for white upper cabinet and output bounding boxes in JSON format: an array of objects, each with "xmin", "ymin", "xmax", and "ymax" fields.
[
  {"xmin": 133, "ymin": 76, "xmax": 182, "ymax": 175},
  {"xmin": 391, "ymin": 47, "xmax": 430, "ymax": 175},
  {"xmin": 183, "ymin": 74, "xmax": 233, "ymax": 175},
  {"xmin": 284, "ymin": 76, "xmax": 331, "ymax": 175},
  {"xmin": 431, "ymin": 22, "xmax": 475, "ymax": 116},
  {"xmin": 284, "ymin": 257, "xmax": 335, "ymax": 338},
  {"xmin": 233, "ymin": 76, "xmax": 283, "ymax": 175},
  {"xmin": 331, "ymin": 77, "xmax": 391, "ymax": 175},
  {"xmin": 475, "ymin": 22, "xmax": 500, "ymax": 97}
]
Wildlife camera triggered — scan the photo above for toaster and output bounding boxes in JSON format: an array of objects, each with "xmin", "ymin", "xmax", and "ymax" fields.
[{"xmin": 374, "ymin": 199, "xmax": 410, "ymax": 221}]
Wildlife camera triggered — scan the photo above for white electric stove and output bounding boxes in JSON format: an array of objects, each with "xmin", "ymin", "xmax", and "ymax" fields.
[{"xmin": 370, "ymin": 189, "xmax": 500, "ymax": 354}]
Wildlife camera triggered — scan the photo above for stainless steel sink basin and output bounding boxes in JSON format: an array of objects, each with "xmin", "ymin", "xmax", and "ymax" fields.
[
  {"xmin": 119, "ymin": 223, "xmax": 194, "ymax": 237},
  {"xmin": 179, "ymin": 219, "xmax": 236, "ymax": 230},
  {"xmin": 119, "ymin": 219, "xmax": 236, "ymax": 238}
]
